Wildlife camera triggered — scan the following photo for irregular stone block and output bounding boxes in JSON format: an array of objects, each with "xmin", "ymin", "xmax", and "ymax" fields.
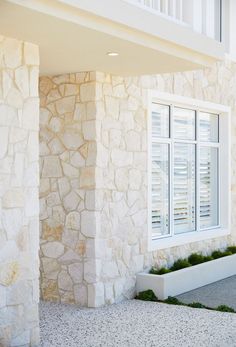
[
  {"xmin": 0, "ymin": 261, "xmax": 19, "ymax": 286},
  {"xmin": 42, "ymin": 156, "xmax": 62, "ymax": 178},
  {"xmin": 2, "ymin": 188, "xmax": 24, "ymax": 208},
  {"xmin": 68, "ymin": 263, "xmax": 83, "ymax": 284},
  {"xmin": 3, "ymin": 38, "xmax": 22, "ymax": 68},
  {"xmin": 63, "ymin": 191, "xmax": 80, "ymax": 211},
  {"xmin": 55, "ymin": 96, "xmax": 75, "ymax": 114},
  {"xmin": 58, "ymin": 271, "xmax": 73, "ymax": 291},
  {"xmin": 0, "ymin": 127, "xmax": 9, "ymax": 159},
  {"xmin": 60, "ymin": 129, "xmax": 84, "ymax": 150},
  {"xmin": 81, "ymin": 211, "xmax": 97, "ymax": 237},
  {"xmin": 41, "ymin": 241, "xmax": 64, "ymax": 258}
]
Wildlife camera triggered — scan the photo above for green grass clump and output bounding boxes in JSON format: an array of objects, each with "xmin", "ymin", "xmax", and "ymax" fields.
[
  {"xmin": 222, "ymin": 250, "xmax": 232, "ymax": 257},
  {"xmin": 170, "ymin": 259, "xmax": 191, "ymax": 271},
  {"xmin": 216, "ymin": 305, "xmax": 235, "ymax": 313},
  {"xmin": 164, "ymin": 296, "xmax": 183, "ymax": 305},
  {"xmin": 212, "ymin": 250, "xmax": 232, "ymax": 259},
  {"xmin": 211, "ymin": 250, "xmax": 224, "ymax": 259},
  {"xmin": 136, "ymin": 290, "xmax": 158, "ymax": 302},
  {"xmin": 187, "ymin": 302, "xmax": 206, "ymax": 309},
  {"xmin": 203, "ymin": 255, "xmax": 214, "ymax": 262},
  {"xmin": 227, "ymin": 246, "xmax": 236, "ymax": 254},
  {"xmin": 157, "ymin": 268, "xmax": 171, "ymax": 275},
  {"xmin": 149, "ymin": 267, "xmax": 170, "ymax": 275},
  {"xmin": 188, "ymin": 253, "xmax": 205, "ymax": 266},
  {"xmin": 149, "ymin": 267, "xmax": 159, "ymax": 275}
]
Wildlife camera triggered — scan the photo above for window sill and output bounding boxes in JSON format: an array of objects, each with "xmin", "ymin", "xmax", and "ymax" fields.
[{"xmin": 149, "ymin": 227, "xmax": 230, "ymax": 251}]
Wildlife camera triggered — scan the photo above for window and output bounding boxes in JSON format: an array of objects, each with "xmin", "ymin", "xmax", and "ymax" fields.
[{"xmin": 149, "ymin": 93, "xmax": 230, "ymax": 250}]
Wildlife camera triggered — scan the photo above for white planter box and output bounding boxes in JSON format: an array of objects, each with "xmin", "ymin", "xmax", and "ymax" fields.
[{"xmin": 136, "ymin": 254, "xmax": 236, "ymax": 300}]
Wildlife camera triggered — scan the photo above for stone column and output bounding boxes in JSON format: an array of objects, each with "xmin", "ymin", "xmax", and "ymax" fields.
[
  {"xmin": 0, "ymin": 36, "xmax": 40, "ymax": 346},
  {"xmin": 39, "ymin": 73, "xmax": 100, "ymax": 306},
  {"xmin": 90, "ymin": 73, "xmax": 147, "ymax": 306}
]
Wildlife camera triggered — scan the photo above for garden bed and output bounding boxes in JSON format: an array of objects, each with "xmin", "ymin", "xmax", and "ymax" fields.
[{"xmin": 136, "ymin": 248, "xmax": 236, "ymax": 300}]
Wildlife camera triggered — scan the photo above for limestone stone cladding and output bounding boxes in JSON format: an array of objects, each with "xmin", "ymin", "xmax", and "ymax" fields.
[
  {"xmin": 0, "ymin": 36, "xmax": 40, "ymax": 346},
  {"xmin": 94, "ymin": 64, "xmax": 236, "ymax": 305},
  {"xmin": 40, "ymin": 60, "xmax": 236, "ymax": 307},
  {"xmin": 39, "ymin": 72, "xmax": 100, "ymax": 306}
]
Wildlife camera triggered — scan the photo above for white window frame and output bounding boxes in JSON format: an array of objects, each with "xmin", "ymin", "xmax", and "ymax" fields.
[{"xmin": 148, "ymin": 91, "xmax": 231, "ymax": 251}]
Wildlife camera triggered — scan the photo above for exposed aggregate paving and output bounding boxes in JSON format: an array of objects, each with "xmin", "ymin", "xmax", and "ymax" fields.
[{"xmin": 40, "ymin": 299, "xmax": 236, "ymax": 347}]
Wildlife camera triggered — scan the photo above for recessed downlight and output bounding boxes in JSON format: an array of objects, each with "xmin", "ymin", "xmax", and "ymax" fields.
[{"xmin": 107, "ymin": 52, "xmax": 119, "ymax": 57}]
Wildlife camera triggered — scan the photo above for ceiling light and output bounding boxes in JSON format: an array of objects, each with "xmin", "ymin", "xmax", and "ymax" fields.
[{"xmin": 107, "ymin": 52, "xmax": 119, "ymax": 57}]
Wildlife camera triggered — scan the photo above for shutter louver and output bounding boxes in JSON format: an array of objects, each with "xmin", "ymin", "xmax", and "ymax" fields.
[
  {"xmin": 152, "ymin": 143, "xmax": 169, "ymax": 237},
  {"xmin": 151, "ymin": 104, "xmax": 170, "ymax": 238},
  {"xmin": 200, "ymin": 147, "xmax": 218, "ymax": 228},
  {"xmin": 174, "ymin": 143, "xmax": 196, "ymax": 233}
]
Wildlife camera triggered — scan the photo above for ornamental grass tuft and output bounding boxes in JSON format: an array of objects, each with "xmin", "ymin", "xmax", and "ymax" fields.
[
  {"xmin": 136, "ymin": 289, "xmax": 158, "ymax": 302},
  {"xmin": 170, "ymin": 259, "xmax": 191, "ymax": 271},
  {"xmin": 212, "ymin": 250, "xmax": 232, "ymax": 259},
  {"xmin": 203, "ymin": 255, "xmax": 214, "ymax": 262},
  {"xmin": 227, "ymin": 246, "xmax": 236, "ymax": 254},
  {"xmin": 188, "ymin": 253, "xmax": 205, "ymax": 266},
  {"xmin": 216, "ymin": 305, "xmax": 235, "ymax": 313},
  {"xmin": 187, "ymin": 302, "xmax": 206, "ymax": 309},
  {"xmin": 164, "ymin": 296, "xmax": 183, "ymax": 305},
  {"xmin": 150, "ymin": 267, "xmax": 171, "ymax": 275}
]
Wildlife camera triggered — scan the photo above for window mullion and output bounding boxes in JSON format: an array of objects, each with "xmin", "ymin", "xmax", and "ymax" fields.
[
  {"xmin": 218, "ymin": 138, "xmax": 221, "ymax": 227},
  {"xmin": 170, "ymin": 104, "xmax": 174, "ymax": 236},
  {"xmin": 196, "ymin": 110, "xmax": 200, "ymax": 232}
]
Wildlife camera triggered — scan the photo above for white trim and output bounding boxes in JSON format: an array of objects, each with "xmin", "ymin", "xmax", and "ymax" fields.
[
  {"xmin": 205, "ymin": 0, "xmax": 215, "ymax": 39},
  {"xmin": 124, "ymin": 0, "xmax": 188, "ymax": 26},
  {"xmin": 196, "ymin": 110, "xmax": 200, "ymax": 232},
  {"xmin": 170, "ymin": 104, "xmax": 174, "ymax": 237},
  {"xmin": 148, "ymin": 91, "xmax": 231, "ymax": 251},
  {"xmin": 192, "ymin": 0, "xmax": 203, "ymax": 34},
  {"xmin": 148, "ymin": 91, "xmax": 231, "ymax": 113}
]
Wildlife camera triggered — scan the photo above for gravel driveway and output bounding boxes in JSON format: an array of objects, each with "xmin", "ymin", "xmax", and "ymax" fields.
[{"xmin": 40, "ymin": 299, "xmax": 236, "ymax": 347}]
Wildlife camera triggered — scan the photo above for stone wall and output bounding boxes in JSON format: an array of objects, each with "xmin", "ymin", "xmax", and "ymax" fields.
[
  {"xmin": 39, "ymin": 72, "xmax": 101, "ymax": 306},
  {"xmin": 39, "ymin": 61, "xmax": 236, "ymax": 307},
  {"xmin": 0, "ymin": 36, "xmax": 40, "ymax": 346},
  {"xmin": 87, "ymin": 63, "xmax": 236, "ymax": 305}
]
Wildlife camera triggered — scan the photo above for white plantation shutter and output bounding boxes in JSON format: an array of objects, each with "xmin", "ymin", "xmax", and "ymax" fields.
[
  {"xmin": 173, "ymin": 107, "xmax": 196, "ymax": 234},
  {"xmin": 199, "ymin": 113, "xmax": 218, "ymax": 142},
  {"xmin": 199, "ymin": 113, "xmax": 219, "ymax": 229},
  {"xmin": 152, "ymin": 143, "xmax": 169, "ymax": 237},
  {"xmin": 152, "ymin": 105, "xmax": 169, "ymax": 139},
  {"xmin": 200, "ymin": 147, "xmax": 218, "ymax": 228},
  {"xmin": 173, "ymin": 107, "xmax": 195, "ymax": 140},
  {"xmin": 151, "ymin": 104, "xmax": 170, "ymax": 238},
  {"xmin": 174, "ymin": 143, "xmax": 196, "ymax": 233},
  {"xmin": 200, "ymin": 148, "xmax": 211, "ymax": 226},
  {"xmin": 151, "ymin": 103, "xmax": 219, "ymax": 240}
]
